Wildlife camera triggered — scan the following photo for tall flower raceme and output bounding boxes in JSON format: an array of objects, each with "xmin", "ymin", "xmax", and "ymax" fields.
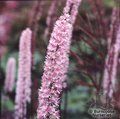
[
  {"xmin": 103, "ymin": 7, "xmax": 120, "ymax": 98},
  {"xmin": 37, "ymin": 0, "xmax": 82, "ymax": 118},
  {"xmin": 15, "ymin": 28, "xmax": 32, "ymax": 119},
  {"xmin": 4, "ymin": 57, "xmax": 16, "ymax": 92},
  {"xmin": 37, "ymin": 13, "xmax": 72, "ymax": 119}
]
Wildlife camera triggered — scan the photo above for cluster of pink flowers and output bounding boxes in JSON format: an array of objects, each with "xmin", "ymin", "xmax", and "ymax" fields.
[
  {"xmin": 37, "ymin": 0, "xmax": 82, "ymax": 118},
  {"xmin": 37, "ymin": 13, "xmax": 72, "ymax": 119},
  {"xmin": 4, "ymin": 57, "xmax": 16, "ymax": 92},
  {"xmin": 15, "ymin": 28, "xmax": 32, "ymax": 119}
]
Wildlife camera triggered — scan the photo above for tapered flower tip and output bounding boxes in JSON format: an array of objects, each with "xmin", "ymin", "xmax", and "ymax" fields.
[
  {"xmin": 20, "ymin": 28, "xmax": 32, "ymax": 42},
  {"xmin": 19, "ymin": 28, "xmax": 32, "ymax": 52}
]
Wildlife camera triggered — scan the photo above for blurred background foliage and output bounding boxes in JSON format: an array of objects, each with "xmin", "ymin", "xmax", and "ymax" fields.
[{"xmin": 0, "ymin": 0, "xmax": 115, "ymax": 119}]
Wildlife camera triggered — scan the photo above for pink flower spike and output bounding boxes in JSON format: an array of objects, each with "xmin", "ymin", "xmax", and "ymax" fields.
[
  {"xmin": 15, "ymin": 28, "xmax": 32, "ymax": 119},
  {"xmin": 4, "ymin": 57, "xmax": 16, "ymax": 92},
  {"xmin": 37, "ymin": 0, "xmax": 82, "ymax": 118},
  {"xmin": 37, "ymin": 13, "xmax": 72, "ymax": 119}
]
